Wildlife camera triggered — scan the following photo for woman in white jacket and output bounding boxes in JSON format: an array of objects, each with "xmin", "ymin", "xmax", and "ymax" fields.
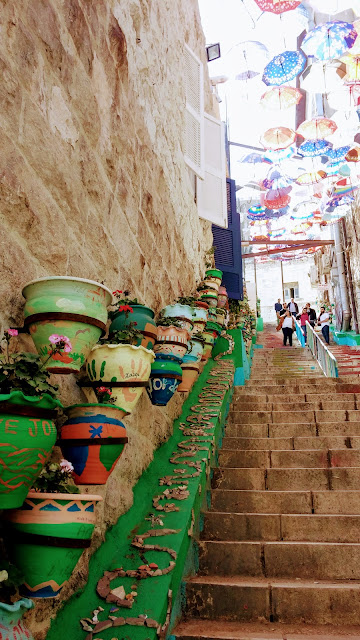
[{"xmin": 277, "ymin": 309, "xmax": 295, "ymax": 346}]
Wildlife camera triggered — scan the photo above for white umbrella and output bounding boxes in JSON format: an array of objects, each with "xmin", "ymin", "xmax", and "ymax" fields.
[{"xmin": 301, "ymin": 61, "xmax": 347, "ymax": 93}]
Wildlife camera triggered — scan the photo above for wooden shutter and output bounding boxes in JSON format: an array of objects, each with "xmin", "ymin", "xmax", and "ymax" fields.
[
  {"xmin": 197, "ymin": 113, "xmax": 227, "ymax": 228},
  {"xmin": 184, "ymin": 44, "xmax": 204, "ymax": 179},
  {"xmin": 212, "ymin": 178, "xmax": 243, "ymax": 300}
]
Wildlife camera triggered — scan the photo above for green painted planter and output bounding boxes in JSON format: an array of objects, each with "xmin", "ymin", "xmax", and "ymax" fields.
[
  {"xmin": 22, "ymin": 277, "xmax": 112, "ymax": 374},
  {"xmin": 0, "ymin": 598, "xmax": 34, "ymax": 639},
  {"xmin": 200, "ymin": 292, "xmax": 218, "ymax": 308},
  {"xmin": 6, "ymin": 491, "xmax": 102, "ymax": 598},
  {"xmin": 109, "ymin": 304, "xmax": 157, "ymax": 350},
  {"xmin": 0, "ymin": 391, "xmax": 61, "ymax": 510},
  {"xmin": 204, "ymin": 268, "xmax": 223, "ymax": 291}
]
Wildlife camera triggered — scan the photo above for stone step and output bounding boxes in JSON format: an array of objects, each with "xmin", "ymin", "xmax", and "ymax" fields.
[
  {"xmin": 226, "ymin": 422, "xmax": 360, "ymax": 438},
  {"xmin": 198, "ymin": 540, "xmax": 360, "ymax": 580},
  {"xmin": 173, "ymin": 619, "xmax": 360, "ymax": 639},
  {"xmin": 235, "ymin": 384, "xmax": 360, "ymax": 396},
  {"xmin": 221, "ymin": 436, "xmax": 358, "ymax": 450},
  {"xmin": 229, "ymin": 410, "xmax": 360, "ymax": 424},
  {"xmin": 202, "ymin": 512, "xmax": 360, "ymax": 543},
  {"xmin": 184, "ymin": 576, "xmax": 360, "ymax": 624},
  {"xmin": 218, "ymin": 449, "xmax": 360, "ymax": 469},
  {"xmin": 212, "ymin": 490, "xmax": 360, "ymax": 515},
  {"xmin": 212, "ymin": 467, "xmax": 360, "ymax": 491},
  {"xmin": 231, "ymin": 400, "xmax": 357, "ymax": 412}
]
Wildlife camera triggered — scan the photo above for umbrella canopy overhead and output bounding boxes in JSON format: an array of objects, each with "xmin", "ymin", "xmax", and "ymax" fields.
[
  {"xmin": 262, "ymin": 50, "xmax": 307, "ymax": 86},
  {"xmin": 264, "ymin": 192, "xmax": 291, "ymax": 209},
  {"xmin": 253, "ymin": 0, "xmax": 302, "ymax": 14},
  {"xmin": 231, "ymin": 40, "xmax": 269, "ymax": 80},
  {"xmin": 346, "ymin": 146, "xmax": 360, "ymax": 162},
  {"xmin": 327, "ymin": 85, "xmax": 360, "ymax": 111},
  {"xmin": 297, "ymin": 117, "xmax": 337, "ymax": 140},
  {"xmin": 301, "ymin": 61, "xmax": 347, "ymax": 93},
  {"xmin": 260, "ymin": 126, "xmax": 296, "ymax": 150},
  {"xmin": 260, "ymin": 86, "xmax": 303, "ymax": 110},
  {"xmin": 326, "ymin": 146, "xmax": 351, "ymax": 162},
  {"xmin": 297, "ymin": 139, "xmax": 333, "ymax": 157},
  {"xmin": 295, "ymin": 170, "xmax": 327, "ymax": 185},
  {"xmin": 302, "ymin": 21, "xmax": 358, "ymax": 62}
]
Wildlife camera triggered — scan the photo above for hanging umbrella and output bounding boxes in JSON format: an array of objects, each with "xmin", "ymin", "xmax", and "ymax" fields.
[
  {"xmin": 297, "ymin": 139, "xmax": 333, "ymax": 157},
  {"xmin": 301, "ymin": 60, "xmax": 346, "ymax": 93},
  {"xmin": 326, "ymin": 146, "xmax": 351, "ymax": 162},
  {"xmin": 291, "ymin": 221, "xmax": 312, "ymax": 234},
  {"xmin": 302, "ymin": 22, "xmax": 358, "ymax": 62},
  {"xmin": 327, "ymin": 85, "xmax": 360, "ymax": 112},
  {"xmin": 241, "ymin": 152, "xmax": 268, "ymax": 164},
  {"xmin": 260, "ymin": 126, "xmax": 296, "ymax": 150},
  {"xmin": 231, "ymin": 41, "xmax": 269, "ymax": 80},
  {"xmin": 262, "ymin": 50, "xmax": 307, "ymax": 86},
  {"xmin": 253, "ymin": 0, "xmax": 301, "ymax": 13},
  {"xmin": 328, "ymin": 194, "xmax": 354, "ymax": 208},
  {"xmin": 264, "ymin": 206, "xmax": 290, "ymax": 218},
  {"xmin": 339, "ymin": 164, "xmax": 351, "ymax": 177},
  {"xmin": 263, "ymin": 146, "xmax": 296, "ymax": 163},
  {"xmin": 346, "ymin": 146, "xmax": 360, "ymax": 162},
  {"xmin": 235, "ymin": 69, "xmax": 260, "ymax": 81},
  {"xmin": 333, "ymin": 177, "xmax": 357, "ymax": 195},
  {"xmin": 342, "ymin": 54, "xmax": 360, "ymax": 84},
  {"xmin": 296, "ymin": 117, "xmax": 337, "ymax": 140},
  {"xmin": 291, "ymin": 200, "xmax": 318, "ymax": 219},
  {"xmin": 295, "ymin": 170, "xmax": 327, "ymax": 185},
  {"xmin": 264, "ymin": 193, "xmax": 291, "ymax": 209},
  {"xmin": 260, "ymin": 86, "xmax": 303, "ymax": 110}
]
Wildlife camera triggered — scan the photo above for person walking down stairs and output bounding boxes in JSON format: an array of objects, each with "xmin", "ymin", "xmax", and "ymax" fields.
[
  {"xmin": 276, "ymin": 309, "xmax": 295, "ymax": 346},
  {"xmin": 318, "ymin": 306, "xmax": 330, "ymax": 345},
  {"xmin": 173, "ymin": 324, "xmax": 360, "ymax": 639}
]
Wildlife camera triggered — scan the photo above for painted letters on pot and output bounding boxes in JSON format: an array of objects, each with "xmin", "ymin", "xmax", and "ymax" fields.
[{"xmin": 147, "ymin": 355, "xmax": 182, "ymax": 406}]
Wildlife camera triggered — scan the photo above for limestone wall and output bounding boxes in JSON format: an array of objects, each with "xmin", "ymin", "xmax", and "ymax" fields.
[{"xmin": 0, "ymin": 1, "xmax": 215, "ymax": 636}]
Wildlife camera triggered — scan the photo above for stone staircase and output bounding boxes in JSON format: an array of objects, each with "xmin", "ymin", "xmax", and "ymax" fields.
[
  {"xmin": 173, "ymin": 328, "xmax": 360, "ymax": 639},
  {"xmin": 328, "ymin": 343, "xmax": 360, "ymax": 377}
]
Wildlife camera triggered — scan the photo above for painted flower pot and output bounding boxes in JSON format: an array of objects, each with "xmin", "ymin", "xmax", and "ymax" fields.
[
  {"xmin": 217, "ymin": 286, "xmax": 228, "ymax": 309},
  {"xmin": 86, "ymin": 344, "xmax": 154, "ymax": 415},
  {"xmin": 216, "ymin": 310, "xmax": 226, "ymax": 327},
  {"xmin": 161, "ymin": 304, "xmax": 194, "ymax": 333},
  {"xmin": 208, "ymin": 307, "xmax": 217, "ymax": 322},
  {"xmin": 201, "ymin": 324, "xmax": 221, "ymax": 361},
  {"xmin": 0, "ymin": 391, "xmax": 61, "ymax": 510},
  {"xmin": 195, "ymin": 300, "xmax": 209, "ymax": 311},
  {"xmin": 109, "ymin": 305, "xmax": 157, "ymax": 350},
  {"xmin": 184, "ymin": 337, "xmax": 204, "ymax": 363},
  {"xmin": 22, "ymin": 277, "xmax": 112, "ymax": 374},
  {"xmin": 60, "ymin": 404, "xmax": 128, "ymax": 485},
  {"xmin": 206, "ymin": 321, "xmax": 223, "ymax": 337},
  {"xmin": 146, "ymin": 355, "xmax": 182, "ymax": 406},
  {"xmin": 200, "ymin": 292, "xmax": 218, "ymax": 308},
  {"xmin": 0, "ymin": 599, "xmax": 34, "ymax": 640},
  {"xmin": 6, "ymin": 491, "xmax": 102, "ymax": 598},
  {"xmin": 154, "ymin": 326, "xmax": 190, "ymax": 360},
  {"xmin": 204, "ymin": 269, "xmax": 223, "ymax": 291},
  {"xmin": 191, "ymin": 307, "xmax": 208, "ymax": 334},
  {"xmin": 177, "ymin": 362, "xmax": 200, "ymax": 393}
]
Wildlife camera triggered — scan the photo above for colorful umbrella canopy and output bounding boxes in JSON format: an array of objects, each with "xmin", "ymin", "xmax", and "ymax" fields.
[
  {"xmin": 260, "ymin": 126, "xmax": 296, "ymax": 150},
  {"xmin": 263, "ymin": 146, "xmax": 295, "ymax": 163},
  {"xmin": 253, "ymin": 0, "xmax": 301, "ymax": 14},
  {"xmin": 296, "ymin": 117, "xmax": 337, "ymax": 140},
  {"xmin": 326, "ymin": 146, "xmax": 351, "ymax": 162},
  {"xmin": 235, "ymin": 69, "xmax": 260, "ymax": 81},
  {"xmin": 260, "ymin": 86, "xmax": 302, "ymax": 110},
  {"xmin": 292, "ymin": 200, "xmax": 319, "ymax": 219},
  {"xmin": 346, "ymin": 146, "xmax": 360, "ymax": 162},
  {"xmin": 233, "ymin": 41, "xmax": 269, "ymax": 81},
  {"xmin": 297, "ymin": 139, "xmax": 333, "ymax": 157},
  {"xmin": 301, "ymin": 61, "xmax": 346, "ymax": 93},
  {"xmin": 295, "ymin": 170, "xmax": 327, "ymax": 185},
  {"xmin": 264, "ymin": 193, "xmax": 291, "ymax": 209},
  {"xmin": 328, "ymin": 194, "xmax": 354, "ymax": 208},
  {"xmin": 302, "ymin": 21, "xmax": 358, "ymax": 62},
  {"xmin": 264, "ymin": 206, "xmax": 290, "ymax": 218},
  {"xmin": 241, "ymin": 152, "xmax": 268, "ymax": 164},
  {"xmin": 327, "ymin": 85, "xmax": 360, "ymax": 111},
  {"xmin": 342, "ymin": 54, "xmax": 360, "ymax": 83},
  {"xmin": 262, "ymin": 50, "xmax": 306, "ymax": 86}
]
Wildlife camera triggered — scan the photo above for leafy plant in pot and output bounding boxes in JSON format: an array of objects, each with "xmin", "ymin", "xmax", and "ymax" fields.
[
  {"xmin": 85, "ymin": 325, "xmax": 155, "ymax": 415},
  {"xmin": 5, "ymin": 460, "xmax": 102, "ymax": 599},
  {"xmin": 161, "ymin": 300, "xmax": 194, "ymax": 333},
  {"xmin": 0, "ymin": 557, "xmax": 35, "ymax": 639},
  {"xmin": 108, "ymin": 290, "xmax": 157, "ymax": 350},
  {"xmin": 0, "ymin": 330, "xmax": 65, "ymax": 510}
]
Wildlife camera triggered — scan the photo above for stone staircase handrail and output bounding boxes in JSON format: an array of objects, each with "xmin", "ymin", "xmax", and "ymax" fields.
[{"xmin": 306, "ymin": 320, "xmax": 338, "ymax": 378}]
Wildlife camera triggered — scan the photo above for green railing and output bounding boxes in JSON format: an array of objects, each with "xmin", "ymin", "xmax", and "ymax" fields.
[
  {"xmin": 306, "ymin": 321, "xmax": 338, "ymax": 378},
  {"xmin": 294, "ymin": 318, "xmax": 306, "ymax": 347}
]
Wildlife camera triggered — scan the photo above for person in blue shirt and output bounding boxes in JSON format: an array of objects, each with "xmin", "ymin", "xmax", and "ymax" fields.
[{"xmin": 274, "ymin": 298, "xmax": 282, "ymax": 323}]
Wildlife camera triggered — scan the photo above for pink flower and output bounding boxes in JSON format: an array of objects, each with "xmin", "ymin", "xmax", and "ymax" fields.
[
  {"xmin": 49, "ymin": 334, "xmax": 72, "ymax": 352},
  {"xmin": 60, "ymin": 459, "xmax": 74, "ymax": 473},
  {"xmin": 6, "ymin": 329, "xmax": 18, "ymax": 337},
  {"xmin": 97, "ymin": 386, "xmax": 111, "ymax": 395}
]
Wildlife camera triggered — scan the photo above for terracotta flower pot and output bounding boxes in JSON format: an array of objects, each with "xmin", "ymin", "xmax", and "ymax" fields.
[
  {"xmin": 109, "ymin": 304, "xmax": 157, "ymax": 350},
  {"xmin": 0, "ymin": 391, "xmax": 61, "ymax": 510},
  {"xmin": 22, "ymin": 277, "xmax": 112, "ymax": 374},
  {"xmin": 6, "ymin": 491, "xmax": 102, "ymax": 598},
  {"xmin": 146, "ymin": 355, "xmax": 182, "ymax": 406},
  {"xmin": 60, "ymin": 404, "xmax": 128, "ymax": 485},
  {"xmin": 0, "ymin": 598, "xmax": 34, "ymax": 639},
  {"xmin": 154, "ymin": 326, "xmax": 190, "ymax": 361},
  {"xmin": 195, "ymin": 300, "xmax": 209, "ymax": 311},
  {"xmin": 217, "ymin": 285, "xmax": 228, "ymax": 309},
  {"xmin": 200, "ymin": 291, "xmax": 218, "ymax": 308},
  {"xmin": 177, "ymin": 362, "xmax": 200, "ymax": 392},
  {"xmin": 86, "ymin": 344, "xmax": 154, "ymax": 415},
  {"xmin": 184, "ymin": 337, "xmax": 204, "ymax": 363}
]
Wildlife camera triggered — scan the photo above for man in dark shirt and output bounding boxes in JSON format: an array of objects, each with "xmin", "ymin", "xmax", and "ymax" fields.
[
  {"xmin": 275, "ymin": 299, "xmax": 282, "ymax": 313},
  {"xmin": 279, "ymin": 303, "xmax": 288, "ymax": 317},
  {"xmin": 306, "ymin": 303, "xmax": 317, "ymax": 327}
]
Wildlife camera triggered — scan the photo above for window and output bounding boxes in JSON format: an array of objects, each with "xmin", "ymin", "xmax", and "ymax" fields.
[
  {"xmin": 284, "ymin": 283, "xmax": 299, "ymax": 299},
  {"xmin": 184, "ymin": 44, "xmax": 204, "ymax": 179},
  {"xmin": 197, "ymin": 113, "xmax": 227, "ymax": 228}
]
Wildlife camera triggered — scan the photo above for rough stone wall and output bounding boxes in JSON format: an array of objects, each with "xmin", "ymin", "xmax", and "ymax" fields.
[
  {"xmin": 0, "ymin": 1, "xmax": 215, "ymax": 636},
  {"xmin": 344, "ymin": 198, "xmax": 360, "ymax": 321}
]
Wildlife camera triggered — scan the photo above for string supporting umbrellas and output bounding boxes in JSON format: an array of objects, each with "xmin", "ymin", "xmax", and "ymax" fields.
[
  {"xmin": 262, "ymin": 50, "xmax": 306, "ymax": 86},
  {"xmin": 260, "ymin": 86, "xmax": 302, "ymax": 110},
  {"xmin": 302, "ymin": 21, "xmax": 358, "ymax": 62},
  {"xmin": 260, "ymin": 126, "xmax": 296, "ymax": 150}
]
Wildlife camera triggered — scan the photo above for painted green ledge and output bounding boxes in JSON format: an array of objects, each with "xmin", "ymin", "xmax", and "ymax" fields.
[
  {"xmin": 47, "ymin": 358, "xmax": 234, "ymax": 640},
  {"xmin": 331, "ymin": 327, "xmax": 360, "ymax": 346}
]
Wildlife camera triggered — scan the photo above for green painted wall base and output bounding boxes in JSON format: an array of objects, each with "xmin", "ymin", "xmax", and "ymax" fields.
[
  {"xmin": 331, "ymin": 327, "xmax": 360, "ymax": 346},
  {"xmin": 256, "ymin": 317, "xmax": 263, "ymax": 332},
  {"xmin": 47, "ymin": 358, "xmax": 235, "ymax": 640}
]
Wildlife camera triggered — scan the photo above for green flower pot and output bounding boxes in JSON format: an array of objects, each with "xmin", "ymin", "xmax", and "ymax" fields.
[
  {"xmin": 6, "ymin": 491, "xmax": 102, "ymax": 598},
  {"xmin": 0, "ymin": 391, "xmax": 61, "ymax": 510},
  {"xmin": 109, "ymin": 304, "xmax": 157, "ymax": 350},
  {"xmin": 0, "ymin": 598, "xmax": 34, "ymax": 639},
  {"xmin": 22, "ymin": 277, "xmax": 112, "ymax": 374}
]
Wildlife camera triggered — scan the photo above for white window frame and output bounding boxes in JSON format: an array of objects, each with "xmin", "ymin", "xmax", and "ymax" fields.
[{"xmin": 184, "ymin": 44, "xmax": 205, "ymax": 179}]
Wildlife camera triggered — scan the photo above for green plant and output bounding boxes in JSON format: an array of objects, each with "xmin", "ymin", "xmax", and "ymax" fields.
[
  {"xmin": 205, "ymin": 246, "xmax": 216, "ymax": 269},
  {"xmin": 109, "ymin": 290, "xmax": 141, "ymax": 320},
  {"xmin": 156, "ymin": 316, "xmax": 183, "ymax": 328},
  {"xmin": 32, "ymin": 460, "xmax": 79, "ymax": 494},
  {"xmin": 191, "ymin": 332, "xmax": 205, "ymax": 344},
  {"xmin": 0, "ymin": 559, "xmax": 24, "ymax": 604},
  {"xmin": 94, "ymin": 386, "xmax": 116, "ymax": 405},
  {"xmin": 216, "ymin": 308, "xmax": 226, "ymax": 315},
  {"xmin": 0, "ymin": 330, "xmax": 69, "ymax": 399},
  {"xmin": 177, "ymin": 296, "xmax": 196, "ymax": 307},
  {"xmin": 197, "ymin": 284, "xmax": 209, "ymax": 293},
  {"xmin": 228, "ymin": 299, "xmax": 241, "ymax": 314},
  {"xmin": 99, "ymin": 324, "xmax": 143, "ymax": 346}
]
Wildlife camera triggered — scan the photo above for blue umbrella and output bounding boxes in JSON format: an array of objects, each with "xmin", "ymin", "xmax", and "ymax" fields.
[
  {"xmin": 302, "ymin": 21, "xmax": 357, "ymax": 61},
  {"xmin": 325, "ymin": 146, "xmax": 351, "ymax": 162},
  {"xmin": 297, "ymin": 139, "xmax": 333, "ymax": 157},
  {"xmin": 263, "ymin": 146, "xmax": 296, "ymax": 163},
  {"xmin": 264, "ymin": 206, "xmax": 290, "ymax": 219},
  {"xmin": 241, "ymin": 152, "xmax": 268, "ymax": 164},
  {"xmin": 262, "ymin": 50, "xmax": 307, "ymax": 86}
]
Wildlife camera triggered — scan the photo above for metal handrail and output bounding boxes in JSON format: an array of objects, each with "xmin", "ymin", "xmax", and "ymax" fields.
[
  {"xmin": 294, "ymin": 318, "xmax": 306, "ymax": 347},
  {"xmin": 306, "ymin": 321, "xmax": 338, "ymax": 378}
]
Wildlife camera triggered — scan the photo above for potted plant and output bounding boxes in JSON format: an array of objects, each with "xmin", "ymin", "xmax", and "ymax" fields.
[
  {"xmin": 215, "ymin": 307, "xmax": 227, "ymax": 327},
  {"xmin": 204, "ymin": 268, "xmax": 223, "ymax": 292},
  {"xmin": 22, "ymin": 276, "xmax": 112, "ymax": 374},
  {"xmin": 60, "ymin": 393, "xmax": 128, "ymax": 485},
  {"xmin": 199, "ymin": 287, "xmax": 218, "ymax": 308},
  {"xmin": 108, "ymin": 290, "xmax": 157, "ymax": 350},
  {"xmin": 192, "ymin": 304, "xmax": 208, "ymax": 334},
  {"xmin": 85, "ymin": 327, "xmax": 155, "ymax": 415},
  {"xmin": 5, "ymin": 460, "xmax": 102, "ymax": 599},
  {"xmin": 160, "ymin": 301, "xmax": 194, "ymax": 333},
  {"xmin": 0, "ymin": 330, "xmax": 65, "ymax": 510},
  {"xmin": 146, "ymin": 355, "xmax": 183, "ymax": 406},
  {"xmin": 202, "ymin": 322, "xmax": 222, "ymax": 361},
  {"xmin": 183, "ymin": 332, "xmax": 205, "ymax": 364},
  {"xmin": 154, "ymin": 317, "xmax": 190, "ymax": 361},
  {"xmin": 0, "ymin": 557, "xmax": 34, "ymax": 639},
  {"xmin": 217, "ymin": 285, "xmax": 228, "ymax": 309},
  {"xmin": 177, "ymin": 360, "xmax": 200, "ymax": 393}
]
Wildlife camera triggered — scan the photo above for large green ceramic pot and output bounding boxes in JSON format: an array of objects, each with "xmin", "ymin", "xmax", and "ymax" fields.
[
  {"xmin": 6, "ymin": 491, "xmax": 102, "ymax": 598},
  {"xmin": 161, "ymin": 304, "xmax": 194, "ymax": 333},
  {"xmin": 22, "ymin": 277, "xmax": 112, "ymax": 374},
  {"xmin": 0, "ymin": 598, "xmax": 34, "ymax": 639},
  {"xmin": 109, "ymin": 304, "xmax": 157, "ymax": 350},
  {"xmin": 0, "ymin": 391, "xmax": 61, "ymax": 510}
]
